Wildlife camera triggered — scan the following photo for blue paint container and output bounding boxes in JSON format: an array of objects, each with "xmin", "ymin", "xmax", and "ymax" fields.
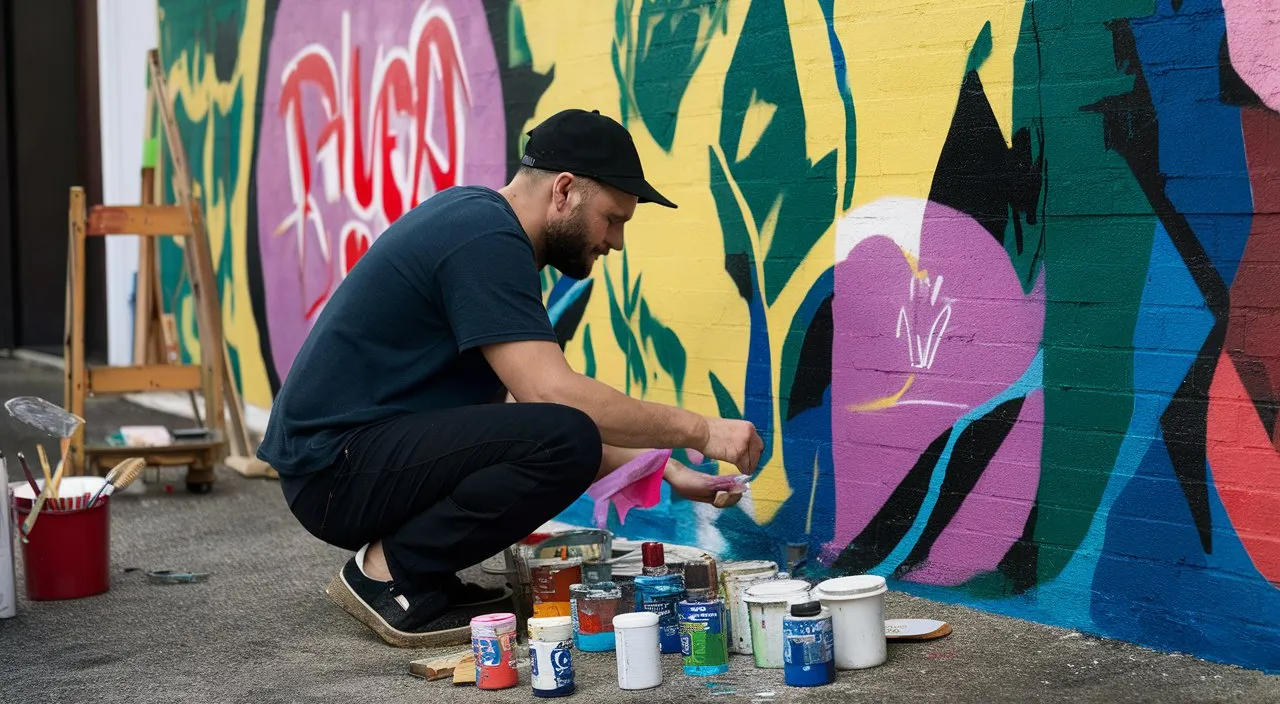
[
  {"xmin": 634, "ymin": 573, "xmax": 686, "ymax": 654},
  {"xmin": 783, "ymin": 601, "xmax": 835, "ymax": 687}
]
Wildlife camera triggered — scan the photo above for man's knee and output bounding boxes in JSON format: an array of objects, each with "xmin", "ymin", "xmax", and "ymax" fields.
[{"xmin": 543, "ymin": 404, "xmax": 602, "ymax": 485}]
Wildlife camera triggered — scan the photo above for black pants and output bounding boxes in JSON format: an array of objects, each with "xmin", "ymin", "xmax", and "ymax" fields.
[{"xmin": 286, "ymin": 403, "xmax": 602, "ymax": 590}]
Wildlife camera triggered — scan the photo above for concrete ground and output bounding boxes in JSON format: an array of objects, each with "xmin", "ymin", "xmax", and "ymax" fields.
[{"xmin": 1, "ymin": 353, "xmax": 1278, "ymax": 703}]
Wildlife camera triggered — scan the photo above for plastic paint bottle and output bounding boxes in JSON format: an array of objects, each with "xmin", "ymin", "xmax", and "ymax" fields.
[
  {"xmin": 783, "ymin": 601, "xmax": 835, "ymax": 687},
  {"xmin": 470, "ymin": 613, "xmax": 519, "ymax": 690},
  {"xmin": 529, "ymin": 616, "xmax": 575, "ymax": 697},
  {"xmin": 614, "ymin": 611, "xmax": 663, "ymax": 690},
  {"xmin": 678, "ymin": 599, "xmax": 730, "ymax": 676},
  {"xmin": 570, "ymin": 581, "xmax": 622, "ymax": 652},
  {"xmin": 634, "ymin": 573, "xmax": 686, "ymax": 654},
  {"xmin": 813, "ymin": 575, "xmax": 888, "ymax": 670}
]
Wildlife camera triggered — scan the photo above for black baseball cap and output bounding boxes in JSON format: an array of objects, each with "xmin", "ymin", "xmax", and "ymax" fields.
[{"xmin": 521, "ymin": 109, "xmax": 678, "ymax": 209}]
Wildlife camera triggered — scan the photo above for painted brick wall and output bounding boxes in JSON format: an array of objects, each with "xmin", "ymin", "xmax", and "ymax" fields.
[{"xmin": 149, "ymin": 0, "xmax": 1280, "ymax": 671}]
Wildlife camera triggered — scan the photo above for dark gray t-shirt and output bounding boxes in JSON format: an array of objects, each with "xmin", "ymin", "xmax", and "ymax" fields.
[{"xmin": 257, "ymin": 185, "xmax": 558, "ymax": 504}]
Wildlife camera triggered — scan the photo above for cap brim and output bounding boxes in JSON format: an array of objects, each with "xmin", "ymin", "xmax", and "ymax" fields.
[{"xmin": 596, "ymin": 175, "xmax": 678, "ymax": 209}]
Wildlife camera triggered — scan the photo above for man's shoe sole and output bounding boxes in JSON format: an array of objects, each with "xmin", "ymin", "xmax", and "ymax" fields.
[{"xmin": 325, "ymin": 572, "xmax": 472, "ymax": 649}]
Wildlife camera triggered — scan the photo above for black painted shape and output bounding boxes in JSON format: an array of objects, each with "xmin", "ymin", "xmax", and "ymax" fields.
[
  {"xmin": 552, "ymin": 284, "xmax": 593, "ymax": 350},
  {"xmin": 480, "ymin": 0, "xmax": 556, "ymax": 180},
  {"xmin": 1083, "ymin": 18, "xmax": 1227, "ymax": 553},
  {"xmin": 831, "ymin": 428, "xmax": 953, "ymax": 574},
  {"xmin": 893, "ymin": 396, "xmax": 1026, "ymax": 579},
  {"xmin": 927, "ymin": 70, "xmax": 1044, "ymax": 254},
  {"xmin": 207, "ymin": 4, "xmax": 240, "ymax": 83},
  {"xmin": 1230, "ymin": 356, "xmax": 1279, "ymax": 440},
  {"xmin": 724, "ymin": 252, "xmax": 753, "ymax": 302},
  {"xmin": 1219, "ymin": 35, "xmax": 1264, "ymax": 109},
  {"xmin": 251, "ymin": 0, "xmax": 285, "ymax": 396},
  {"xmin": 997, "ymin": 501, "xmax": 1039, "ymax": 595},
  {"xmin": 788, "ymin": 295, "xmax": 833, "ymax": 421}
]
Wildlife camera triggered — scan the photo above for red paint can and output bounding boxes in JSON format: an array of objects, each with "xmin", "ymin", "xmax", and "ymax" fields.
[{"xmin": 471, "ymin": 613, "xmax": 519, "ymax": 689}]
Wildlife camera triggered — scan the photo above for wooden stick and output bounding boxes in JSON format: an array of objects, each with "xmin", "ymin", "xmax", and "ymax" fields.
[{"xmin": 36, "ymin": 445, "xmax": 54, "ymax": 498}]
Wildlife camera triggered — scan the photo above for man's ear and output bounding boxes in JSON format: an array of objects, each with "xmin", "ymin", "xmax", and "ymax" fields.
[{"xmin": 550, "ymin": 172, "xmax": 575, "ymax": 213}]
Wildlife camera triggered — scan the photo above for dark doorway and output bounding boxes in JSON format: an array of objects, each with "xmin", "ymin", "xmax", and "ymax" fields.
[{"xmin": 0, "ymin": 1, "xmax": 106, "ymax": 360}]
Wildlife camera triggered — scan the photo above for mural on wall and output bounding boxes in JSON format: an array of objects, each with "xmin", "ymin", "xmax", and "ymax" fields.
[{"xmin": 154, "ymin": 0, "xmax": 1280, "ymax": 671}]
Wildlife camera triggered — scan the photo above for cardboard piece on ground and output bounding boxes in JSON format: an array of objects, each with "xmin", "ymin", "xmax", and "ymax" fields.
[
  {"xmin": 886, "ymin": 618, "xmax": 953, "ymax": 641},
  {"xmin": 224, "ymin": 455, "xmax": 278, "ymax": 479},
  {"xmin": 410, "ymin": 650, "xmax": 472, "ymax": 681},
  {"xmin": 451, "ymin": 653, "xmax": 477, "ymax": 686}
]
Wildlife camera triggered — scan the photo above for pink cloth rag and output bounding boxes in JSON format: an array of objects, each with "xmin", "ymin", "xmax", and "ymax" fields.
[{"xmin": 586, "ymin": 449, "xmax": 706, "ymax": 528}]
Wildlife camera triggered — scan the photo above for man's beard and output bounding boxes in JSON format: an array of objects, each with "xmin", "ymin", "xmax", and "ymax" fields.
[{"xmin": 544, "ymin": 207, "xmax": 596, "ymax": 280}]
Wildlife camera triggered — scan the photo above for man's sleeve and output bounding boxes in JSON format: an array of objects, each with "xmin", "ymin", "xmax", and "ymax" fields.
[{"xmin": 434, "ymin": 229, "xmax": 560, "ymax": 352}]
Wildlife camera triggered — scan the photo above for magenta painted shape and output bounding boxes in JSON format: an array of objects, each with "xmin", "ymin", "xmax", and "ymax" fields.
[
  {"xmin": 899, "ymin": 389, "xmax": 1044, "ymax": 586},
  {"xmin": 1223, "ymin": 0, "xmax": 1280, "ymax": 112},
  {"xmin": 827, "ymin": 201, "xmax": 1045, "ymax": 571},
  {"xmin": 255, "ymin": 0, "xmax": 506, "ymax": 384}
]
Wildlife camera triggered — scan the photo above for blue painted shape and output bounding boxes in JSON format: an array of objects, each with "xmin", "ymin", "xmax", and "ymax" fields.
[
  {"xmin": 744, "ymin": 274, "xmax": 775, "ymax": 472},
  {"xmin": 546, "ymin": 277, "xmax": 590, "ymax": 326},
  {"xmin": 1093, "ymin": 437, "xmax": 1280, "ymax": 672},
  {"xmin": 1130, "ymin": 0, "xmax": 1253, "ymax": 287}
]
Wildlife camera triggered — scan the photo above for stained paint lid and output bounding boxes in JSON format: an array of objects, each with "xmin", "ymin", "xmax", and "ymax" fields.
[
  {"xmin": 814, "ymin": 575, "xmax": 887, "ymax": 600},
  {"xmin": 740, "ymin": 579, "xmax": 812, "ymax": 604},
  {"xmin": 720, "ymin": 560, "xmax": 778, "ymax": 579},
  {"xmin": 613, "ymin": 611, "xmax": 660, "ymax": 630},
  {"xmin": 470, "ymin": 612, "xmax": 517, "ymax": 634},
  {"xmin": 528, "ymin": 616, "xmax": 574, "ymax": 642}
]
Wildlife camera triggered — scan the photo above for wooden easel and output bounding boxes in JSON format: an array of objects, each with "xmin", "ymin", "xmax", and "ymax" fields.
[{"xmin": 63, "ymin": 48, "xmax": 265, "ymax": 490}]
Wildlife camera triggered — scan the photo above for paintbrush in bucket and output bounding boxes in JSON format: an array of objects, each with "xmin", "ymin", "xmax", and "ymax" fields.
[{"xmin": 85, "ymin": 458, "xmax": 146, "ymax": 508}]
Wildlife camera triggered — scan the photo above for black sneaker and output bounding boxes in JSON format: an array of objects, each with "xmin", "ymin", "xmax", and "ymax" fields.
[{"xmin": 325, "ymin": 556, "xmax": 509, "ymax": 648}]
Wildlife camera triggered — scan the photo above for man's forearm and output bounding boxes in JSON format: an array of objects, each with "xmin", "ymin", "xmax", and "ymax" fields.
[
  {"xmin": 542, "ymin": 373, "xmax": 708, "ymax": 451},
  {"xmin": 597, "ymin": 444, "xmax": 652, "ymax": 481}
]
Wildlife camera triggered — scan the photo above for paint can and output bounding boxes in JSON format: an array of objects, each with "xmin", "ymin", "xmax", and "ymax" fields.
[
  {"xmin": 570, "ymin": 581, "xmax": 622, "ymax": 652},
  {"xmin": 741, "ymin": 579, "xmax": 813, "ymax": 668},
  {"xmin": 634, "ymin": 573, "xmax": 686, "ymax": 654},
  {"xmin": 582, "ymin": 558, "xmax": 612, "ymax": 585},
  {"xmin": 528, "ymin": 616, "xmax": 575, "ymax": 697},
  {"xmin": 718, "ymin": 560, "xmax": 779, "ymax": 654},
  {"xmin": 470, "ymin": 613, "xmax": 519, "ymax": 690},
  {"xmin": 678, "ymin": 599, "xmax": 729, "ymax": 676},
  {"xmin": 529, "ymin": 557, "xmax": 583, "ymax": 618},
  {"xmin": 613, "ymin": 611, "xmax": 663, "ymax": 690},
  {"xmin": 783, "ymin": 601, "xmax": 835, "ymax": 687},
  {"xmin": 813, "ymin": 575, "xmax": 887, "ymax": 670}
]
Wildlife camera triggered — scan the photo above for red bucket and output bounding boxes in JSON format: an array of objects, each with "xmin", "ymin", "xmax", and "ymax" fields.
[{"xmin": 11, "ymin": 476, "xmax": 111, "ymax": 601}]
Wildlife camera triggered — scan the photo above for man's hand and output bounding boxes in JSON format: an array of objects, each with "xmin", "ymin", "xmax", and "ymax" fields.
[
  {"xmin": 699, "ymin": 417, "xmax": 764, "ymax": 476},
  {"xmin": 664, "ymin": 458, "xmax": 747, "ymax": 507}
]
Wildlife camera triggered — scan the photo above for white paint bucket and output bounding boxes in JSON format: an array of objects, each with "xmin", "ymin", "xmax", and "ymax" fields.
[
  {"xmin": 718, "ymin": 560, "xmax": 778, "ymax": 654},
  {"xmin": 613, "ymin": 611, "xmax": 662, "ymax": 690},
  {"xmin": 741, "ymin": 579, "xmax": 812, "ymax": 668},
  {"xmin": 813, "ymin": 575, "xmax": 888, "ymax": 669},
  {"xmin": 1, "ymin": 481, "xmax": 18, "ymax": 618}
]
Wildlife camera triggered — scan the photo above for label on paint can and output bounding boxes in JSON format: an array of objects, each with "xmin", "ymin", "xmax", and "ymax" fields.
[
  {"xmin": 530, "ymin": 639, "xmax": 575, "ymax": 696},
  {"xmin": 642, "ymin": 595, "xmax": 681, "ymax": 645},
  {"xmin": 679, "ymin": 601, "xmax": 728, "ymax": 667},
  {"xmin": 784, "ymin": 618, "xmax": 833, "ymax": 666}
]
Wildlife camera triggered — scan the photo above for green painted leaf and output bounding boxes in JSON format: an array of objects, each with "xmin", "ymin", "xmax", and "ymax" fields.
[
  {"xmin": 583, "ymin": 324, "xmax": 597, "ymax": 378},
  {"xmin": 613, "ymin": 0, "xmax": 729, "ymax": 151},
  {"xmin": 708, "ymin": 371, "xmax": 742, "ymax": 420},
  {"xmin": 718, "ymin": 1, "xmax": 834, "ymax": 304},
  {"xmin": 708, "ymin": 146, "xmax": 755, "ymax": 302},
  {"xmin": 622, "ymin": 250, "xmax": 632, "ymax": 316},
  {"xmin": 965, "ymin": 20, "xmax": 993, "ymax": 75},
  {"xmin": 605, "ymin": 261, "xmax": 646, "ymax": 394},
  {"xmin": 640, "ymin": 300, "xmax": 687, "ymax": 402},
  {"xmin": 627, "ymin": 272, "xmax": 643, "ymax": 319}
]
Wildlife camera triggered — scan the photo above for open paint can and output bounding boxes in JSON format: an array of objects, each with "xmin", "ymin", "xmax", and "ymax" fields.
[
  {"xmin": 741, "ymin": 578, "xmax": 812, "ymax": 668},
  {"xmin": 529, "ymin": 557, "xmax": 583, "ymax": 618},
  {"xmin": 718, "ymin": 560, "xmax": 778, "ymax": 654},
  {"xmin": 813, "ymin": 575, "xmax": 888, "ymax": 669}
]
